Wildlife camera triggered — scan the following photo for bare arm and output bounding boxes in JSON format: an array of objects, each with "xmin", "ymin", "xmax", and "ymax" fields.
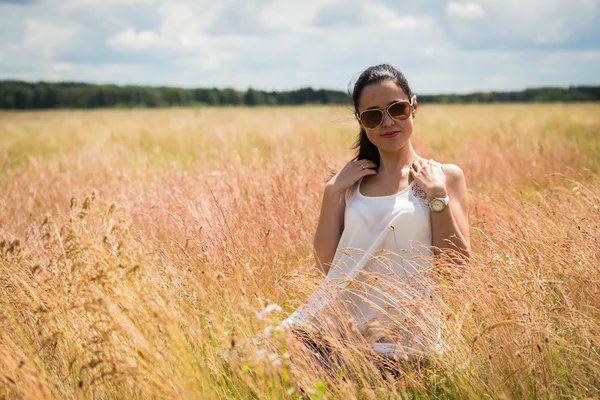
[
  {"xmin": 313, "ymin": 159, "xmax": 378, "ymax": 276},
  {"xmin": 429, "ymin": 164, "xmax": 471, "ymax": 261},
  {"xmin": 410, "ymin": 160, "xmax": 471, "ymax": 262},
  {"xmin": 313, "ymin": 187, "xmax": 345, "ymax": 276}
]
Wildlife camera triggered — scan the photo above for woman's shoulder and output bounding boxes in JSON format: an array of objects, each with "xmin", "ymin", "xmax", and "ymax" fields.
[
  {"xmin": 441, "ymin": 163, "xmax": 466, "ymax": 182},
  {"xmin": 415, "ymin": 157, "xmax": 465, "ymax": 182},
  {"xmin": 441, "ymin": 163, "xmax": 469, "ymax": 199}
]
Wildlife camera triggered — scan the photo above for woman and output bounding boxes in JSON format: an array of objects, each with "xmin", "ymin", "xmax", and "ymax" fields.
[{"xmin": 282, "ymin": 64, "xmax": 471, "ymax": 368}]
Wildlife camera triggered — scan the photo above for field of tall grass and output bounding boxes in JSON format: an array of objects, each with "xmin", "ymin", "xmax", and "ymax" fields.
[{"xmin": 1, "ymin": 104, "xmax": 599, "ymax": 399}]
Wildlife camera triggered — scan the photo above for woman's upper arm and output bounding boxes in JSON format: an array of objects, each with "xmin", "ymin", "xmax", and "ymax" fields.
[{"xmin": 443, "ymin": 163, "xmax": 470, "ymax": 249}]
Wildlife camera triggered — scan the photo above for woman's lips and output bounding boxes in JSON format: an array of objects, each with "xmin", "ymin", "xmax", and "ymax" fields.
[{"xmin": 381, "ymin": 131, "xmax": 400, "ymax": 138}]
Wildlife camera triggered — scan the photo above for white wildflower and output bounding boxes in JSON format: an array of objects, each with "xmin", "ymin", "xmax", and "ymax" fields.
[
  {"xmin": 257, "ymin": 303, "xmax": 282, "ymax": 320},
  {"xmin": 263, "ymin": 324, "xmax": 284, "ymax": 337},
  {"xmin": 268, "ymin": 352, "xmax": 282, "ymax": 367}
]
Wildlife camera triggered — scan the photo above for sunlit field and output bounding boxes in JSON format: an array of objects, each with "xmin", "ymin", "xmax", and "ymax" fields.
[{"xmin": 1, "ymin": 104, "xmax": 599, "ymax": 399}]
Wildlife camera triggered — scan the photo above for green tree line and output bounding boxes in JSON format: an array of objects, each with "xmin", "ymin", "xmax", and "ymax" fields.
[{"xmin": 1, "ymin": 81, "xmax": 599, "ymax": 109}]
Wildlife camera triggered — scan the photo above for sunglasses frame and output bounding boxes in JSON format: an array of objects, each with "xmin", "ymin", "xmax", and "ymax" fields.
[{"xmin": 356, "ymin": 99, "xmax": 414, "ymax": 130}]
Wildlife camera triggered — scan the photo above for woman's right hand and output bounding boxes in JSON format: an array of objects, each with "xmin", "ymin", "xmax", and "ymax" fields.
[{"xmin": 325, "ymin": 159, "xmax": 378, "ymax": 195}]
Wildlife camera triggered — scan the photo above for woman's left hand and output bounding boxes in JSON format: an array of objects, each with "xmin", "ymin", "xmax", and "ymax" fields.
[{"xmin": 410, "ymin": 159, "xmax": 448, "ymax": 201}]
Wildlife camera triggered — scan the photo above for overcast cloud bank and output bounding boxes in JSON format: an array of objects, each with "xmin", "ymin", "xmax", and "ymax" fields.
[{"xmin": 0, "ymin": 0, "xmax": 598, "ymax": 93}]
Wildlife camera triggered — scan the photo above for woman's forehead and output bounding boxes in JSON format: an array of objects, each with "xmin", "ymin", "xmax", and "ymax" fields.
[{"xmin": 359, "ymin": 80, "xmax": 409, "ymax": 109}]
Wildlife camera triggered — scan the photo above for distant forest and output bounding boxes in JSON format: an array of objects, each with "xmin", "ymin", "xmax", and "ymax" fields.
[{"xmin": 1, "ymin": 81, "xmax": 599, "ymax": 109}]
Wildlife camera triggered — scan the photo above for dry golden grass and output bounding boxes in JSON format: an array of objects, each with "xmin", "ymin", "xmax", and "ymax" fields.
[{"xmin": 0, "ymin": 104, "xmax": 599, "ymax": 399}]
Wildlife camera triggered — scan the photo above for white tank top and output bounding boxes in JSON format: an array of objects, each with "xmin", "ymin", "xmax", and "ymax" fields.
[{"xmin": 284, "ymin": 177, "xmax": 441, "ymax": 358}]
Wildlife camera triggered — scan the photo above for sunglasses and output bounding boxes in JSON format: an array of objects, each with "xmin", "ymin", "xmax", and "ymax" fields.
[{"xmin": 356, "ymin": 100, "xmax": 413, "ymax": 130}]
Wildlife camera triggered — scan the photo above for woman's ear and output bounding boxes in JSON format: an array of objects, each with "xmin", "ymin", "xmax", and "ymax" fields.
[
  {"xmin": 355, "ymin": 113, "xmax": 364, "ymax": 129},
  {"xmin": 412, "ymin": 95, "xmax": 418, "ymax": 117}
]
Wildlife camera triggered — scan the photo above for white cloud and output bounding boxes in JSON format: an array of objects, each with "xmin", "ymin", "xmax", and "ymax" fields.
[
  {"xmin": 18, "ymin": 18, "xmax": 78, "ymax": 59},
  {"xmin": 259, "ymin": 0, "xmax": 335, "ymax": 33},
  {"xmin": 423, "ymin": 48, "xmax": 438, "ymax": 57},
  {"xmin": 366, "ymin": 4, "xmax": 425, "ymax": 30},
  {"xmin": 0, "ymin": 0, "xmax": 598, "ymax": 92},
  {"xmin": 107, "ymin": 28, "xmax": 163, "ymax": 51},
  {"xmin": 105, "ymin": 25, "xmax": 235, "ymax": 72},
  {"xmin": 444, "ymin": 0, "xmax": 600, "ymax": 47},
  {"xmin": 387, "ymin": 16, "xmax": 421, "ymax": 30},
  {"xmin": 582, "ymin": 50, "xmax": 600, "ymax": 60},
  {"xmin": 445, "ymin": 2, "xmax": 485, "ymax": 19},
  {"xmin": 67, "ymin": 0, "xmax": 155, "ymax": 5},
  {"xmin": 103, "ymin": 1, "xmax": 238, "ymax": 72},
  {"xmin": 52, "ymin": 62, "xmax": 74, "ymax": 72}
]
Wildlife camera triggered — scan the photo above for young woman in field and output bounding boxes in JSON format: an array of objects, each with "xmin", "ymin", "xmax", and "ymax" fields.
[{"xmin": 282, "ymin": 64, "xmax": 471, "ymax": 371}]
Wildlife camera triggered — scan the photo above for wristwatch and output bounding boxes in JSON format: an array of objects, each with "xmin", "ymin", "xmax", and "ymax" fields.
[{"xmin": 429, "ymin": 195, "xmax": 450, "ymax": 212}]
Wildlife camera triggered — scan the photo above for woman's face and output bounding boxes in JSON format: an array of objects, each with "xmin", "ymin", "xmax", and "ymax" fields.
[{"xmin": 356, "ymin": 80, "xmax": 418, "ymax": 153}]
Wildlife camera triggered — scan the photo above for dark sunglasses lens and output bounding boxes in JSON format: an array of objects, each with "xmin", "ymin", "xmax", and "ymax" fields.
[
  {"xmin": 389, "ymin": 102, "xmax": 411, "ymax": 120},
  {"xmin": 361, "ymin": 110, "xmax": 383, "ymax": 129}
]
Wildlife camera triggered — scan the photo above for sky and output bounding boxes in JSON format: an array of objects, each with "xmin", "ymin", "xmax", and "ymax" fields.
[{"xmin": 0, "ymin": 0, "xmax": 599, "ymax": 94}]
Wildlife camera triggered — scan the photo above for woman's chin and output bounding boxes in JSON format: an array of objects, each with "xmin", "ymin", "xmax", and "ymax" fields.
[{"xmin": 376, "ymin": 140, "xmax": 409, "ymax": 153}]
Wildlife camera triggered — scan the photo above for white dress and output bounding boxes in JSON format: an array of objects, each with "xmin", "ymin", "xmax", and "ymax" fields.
[{"xmin": 283, "ymin": 177, "xmax": 442, "ymax": 360}]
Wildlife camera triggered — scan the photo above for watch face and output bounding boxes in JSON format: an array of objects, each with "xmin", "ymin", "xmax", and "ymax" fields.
[{"xmin": 431, "ymin": 199, "xmax": 445, "ymax": 212}]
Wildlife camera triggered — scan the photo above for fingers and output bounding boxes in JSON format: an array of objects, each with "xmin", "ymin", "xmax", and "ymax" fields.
[
  {"xmin": 353, "ymin": 159, "xmax": 377, "ymax": 171},
  {"xmin": 429, "ymin": 158, "xmax": 444, "ymax": 171},
  {"xmin": 361, "ymin": 168, "xmax": 378, "ymax": 177},
  {"xmin": 413, "ymin": 158, "xmax": 442, "ymax": 173},
  {"xmin": 412, "ymin": 159, "xmax": 422, "ymax": 172},
  {"xmin": 353, "ymin": 158, "xmax": 441, "ymax": 176},
  {"xmin": 358, "ymin": 162, "xmax": 378, "ymax": 176},
  {"xmin": 356, "ymin": 159, "xmax": 376, "ymax": 167}
]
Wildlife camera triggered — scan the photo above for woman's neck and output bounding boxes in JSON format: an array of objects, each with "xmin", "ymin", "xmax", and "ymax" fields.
[{"xmin": 377, "ymin": 142, "xmax": 418, "ymax": 175}]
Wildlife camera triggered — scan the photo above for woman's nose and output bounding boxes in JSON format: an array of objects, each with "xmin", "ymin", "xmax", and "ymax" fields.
[{"xmin": 381, "ymin": 110, "xmax": 395, "ymax": 127}]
